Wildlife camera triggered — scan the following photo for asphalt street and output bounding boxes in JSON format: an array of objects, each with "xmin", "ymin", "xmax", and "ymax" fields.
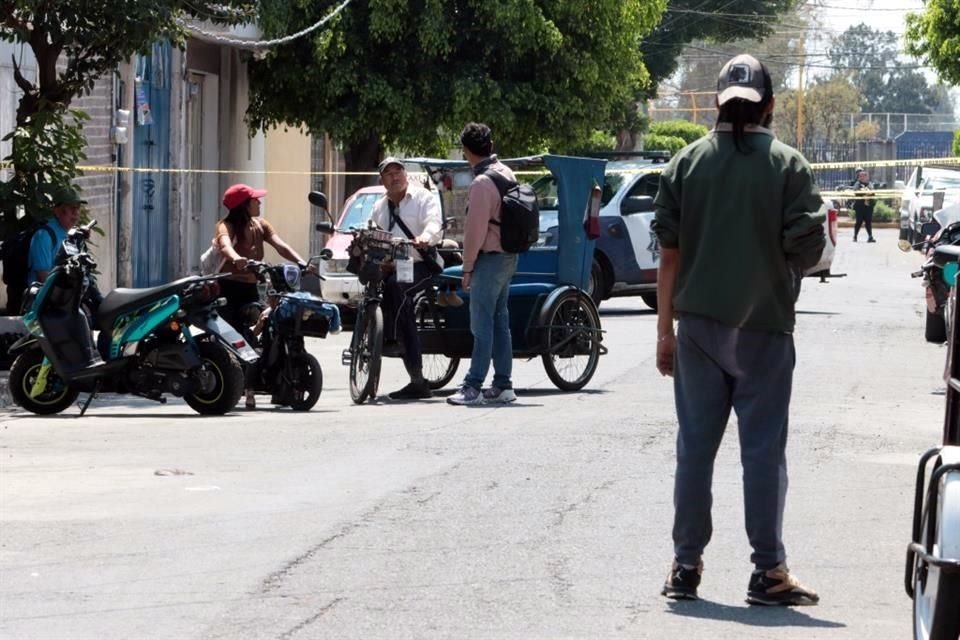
[{"xmin": 0, "ymin": 228, "xmax": 949, "ymax": 639}]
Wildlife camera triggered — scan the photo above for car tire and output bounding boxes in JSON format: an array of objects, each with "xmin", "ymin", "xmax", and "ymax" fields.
[
  {"xmin": 640, "ymin": 292, "xmax": 658, "ymax": 312},
  {"xmin": 588, "ymin": 258, "xmax": 607, "ymax": 307}
]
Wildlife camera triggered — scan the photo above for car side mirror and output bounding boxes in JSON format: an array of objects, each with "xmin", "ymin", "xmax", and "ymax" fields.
[
  {"xmin": 621, "ymin": 195, "xmax": 655, "ymax": 216},
  {"xmin": 315, "ymin": 222, "xmax": 335, "ymax": 234},
  {"xmin": 308, "ymin": 191, "xmax": 329, "ymax": 211}
]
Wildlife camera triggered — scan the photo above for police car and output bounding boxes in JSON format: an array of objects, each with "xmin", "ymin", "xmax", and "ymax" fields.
[{"xmin": 534, "ymin": 152, "xmax": 838, "ymax": 309}]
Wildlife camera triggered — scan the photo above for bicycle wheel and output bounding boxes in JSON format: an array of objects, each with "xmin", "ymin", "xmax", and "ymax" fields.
[
  {"xmin": 414, "ymin": 294, "xmax": 460, "ymax": 390},
  {"xmin": 350, "ymin": 302, "xmax": 383, "ymax": 404},
  {"xmin": 541, "ymin": 290, "xmax": 602, "ymax": 391}
]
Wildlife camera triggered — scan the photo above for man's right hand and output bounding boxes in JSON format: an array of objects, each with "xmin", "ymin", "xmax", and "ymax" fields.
[{"xmin": 657, "ymin": 333, "xmax": 675, "ymax": 377}]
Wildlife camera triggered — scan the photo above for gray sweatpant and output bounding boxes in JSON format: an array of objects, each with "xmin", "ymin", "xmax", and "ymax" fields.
[{"xmin": 672, "ymin": 313, "xmax": 794, "ymax": 570}]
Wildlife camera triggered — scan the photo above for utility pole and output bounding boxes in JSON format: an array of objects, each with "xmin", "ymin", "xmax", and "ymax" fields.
[{"xmin": 796, "ymin": 32, "xmax": 806, "ymax": 150}]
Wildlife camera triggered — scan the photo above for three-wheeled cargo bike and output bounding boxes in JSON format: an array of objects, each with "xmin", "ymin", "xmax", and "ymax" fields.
[{"xmin": 315, "ymin": 154, "xmax": 609, "ymax": 404}]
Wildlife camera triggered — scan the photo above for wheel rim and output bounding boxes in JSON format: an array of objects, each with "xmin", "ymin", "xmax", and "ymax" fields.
[
  {"xmin": 423, "ymin": 354, "xmax": 457, "ymax": 388},
  {"xmin": 191, "ymin": 357, "xmax": 225, "ymax": 405},
  {"xmin": 21, "ymin": 362, "xmax": 71, "ymax": 406},
  {"xmin": 545, "ymin": 296, "xmax": 599, "ymax": 387}
]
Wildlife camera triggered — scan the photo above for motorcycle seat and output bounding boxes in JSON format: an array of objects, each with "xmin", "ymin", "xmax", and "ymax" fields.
[{"xmin": 97, "ymin": 276, "xmax": 200, "ymax": 333}]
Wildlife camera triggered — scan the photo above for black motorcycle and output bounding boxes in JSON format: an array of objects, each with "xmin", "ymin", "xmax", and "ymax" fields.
[
  {"xmin": 911, "ymin": 220, "xmax": 960, "ymax": 344},
  {"xmin": 239, "ymin": 256, "xmax": 341, "ymax": 411}
]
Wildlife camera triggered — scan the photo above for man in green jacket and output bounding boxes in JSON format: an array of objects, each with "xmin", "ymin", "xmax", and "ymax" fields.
[{"xmin": 652, "ymin": 54, "xmax": 825, "ymax": 606}]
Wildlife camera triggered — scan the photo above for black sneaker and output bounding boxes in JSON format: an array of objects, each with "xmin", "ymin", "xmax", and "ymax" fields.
[
  {"xmin": 387, "ymin": 381, "xmax": 432, "ymax": 401},
  {"xmin": 867, "ymin": 237, "xmax": 876, "ymax": 243},
  {"xmin": 746, "ymin": 564, "xmax": 819, "ymax": 606},
  {"xmin": 661, "ymin": 560, "xmax": 702, "ymax": 600}
]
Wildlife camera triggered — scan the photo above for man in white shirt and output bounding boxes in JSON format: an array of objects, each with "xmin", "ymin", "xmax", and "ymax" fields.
[{"xmin": 372, "ymin": 157, "xmax": 443, "ymax": 400}]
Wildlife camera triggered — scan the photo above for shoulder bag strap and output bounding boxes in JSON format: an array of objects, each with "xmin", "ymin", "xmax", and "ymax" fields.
[{"xmin": 388, "ymin": 199, "xmax": 435, "ymax": 262}]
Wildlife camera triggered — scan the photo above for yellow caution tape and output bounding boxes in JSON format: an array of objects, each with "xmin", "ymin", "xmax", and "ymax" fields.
[{"xmin": 1, "ymin": 156, "xmax": 956, "ymax": 175}]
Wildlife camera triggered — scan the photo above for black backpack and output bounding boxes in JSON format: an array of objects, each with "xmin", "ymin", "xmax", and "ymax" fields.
[
  {"xmin": 1, "ymin": 223, "xmax": 56, "ymax": 312},
  {"xmin": 484, "ymin": 170, "xmax": 540, "ymax": 254}
]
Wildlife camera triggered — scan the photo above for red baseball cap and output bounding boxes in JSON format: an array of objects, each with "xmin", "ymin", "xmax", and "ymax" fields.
[{"xmin": 222, "ymin": 183, "xmax": 267, "ymax": 209}]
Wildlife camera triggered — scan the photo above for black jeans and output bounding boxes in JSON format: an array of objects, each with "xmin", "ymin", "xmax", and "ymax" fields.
[
  {"xmin": 382, "ymin": 262, "xmax": 432, "ymax": 372},
  {"xmin": 218, "ymin": 279, "xmax": 260, "ymax": 333},
  {"xmin": 854, "ymin": 206, "xmax": 873, "ymax": 239}
]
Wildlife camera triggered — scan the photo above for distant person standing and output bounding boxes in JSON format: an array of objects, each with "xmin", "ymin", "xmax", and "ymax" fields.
[
  {"xmin": 849, "ymin": 167, "xmax": 876, "ymax": 243},
  {"xmin": 447, "ymin": 122, "xmax": 519, "ymax": 406},
  {"xmin": 652, "ymin": 54, "xmax": 825, "ymax": 606}
]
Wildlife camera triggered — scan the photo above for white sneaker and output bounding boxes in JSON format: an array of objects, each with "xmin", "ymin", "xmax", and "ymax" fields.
[{"xmin": 482, "ymin": 387, "xmax": 516, "ymax": 404}]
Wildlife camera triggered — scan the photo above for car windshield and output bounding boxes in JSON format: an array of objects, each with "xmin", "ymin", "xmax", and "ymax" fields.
[
  {"xmin": 531, "ymin": 174, "xmax": 625, "ymax": 210},
  {"xmin": 339, "ymin": 193, "xmax": 380, "ymax": 229},
  {"xmin": 924, "ymin": 172, "xmax": 960, "ymax": 191}
]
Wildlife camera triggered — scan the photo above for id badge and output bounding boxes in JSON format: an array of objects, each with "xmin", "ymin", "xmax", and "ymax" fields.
[{"xmin": 397, "ymin": 257, "xmax": 414, "ymax": 283}]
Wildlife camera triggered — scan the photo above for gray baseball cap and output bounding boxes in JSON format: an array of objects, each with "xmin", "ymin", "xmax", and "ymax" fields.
[
  {"xmin": 378, "ymin": 157, "xmax": 405, "ymax": 175},
  {"xmin": 717, "ymin": 54, "xmax": 767, "ymax": 106}
]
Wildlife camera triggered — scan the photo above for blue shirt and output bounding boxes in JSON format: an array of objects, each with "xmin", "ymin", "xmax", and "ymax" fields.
[{"xmin": 27, "ymin": 220, "xmax": 68, "ymax": 284}]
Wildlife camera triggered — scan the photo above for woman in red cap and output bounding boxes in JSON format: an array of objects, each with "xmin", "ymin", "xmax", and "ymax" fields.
[{"xmin": 214, "ymin": 184, "xmax": 311, "ymax": 407}]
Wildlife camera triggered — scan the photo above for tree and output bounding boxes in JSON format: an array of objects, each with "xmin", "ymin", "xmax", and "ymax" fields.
[
  {"xmin": 828, "ymin": 23, "xmax": 950, "ymax": 115},
  {"xmin": 905, "ymin": 0, "xmax": 960, "ymax": 86},
  {"xmin": 641, "ymin": 0, "xmax": 795, "ymax": 91},
  {"xmin": 248, "ymin": 0, "xmax": 666, "ymax": 194},
  {"xmin": 0, "ymin": 1, "xmax": 250, "ymax": 234},
  {"xmin": 773, "ymin": 78, "xmax": 860, "ymax": 146}
]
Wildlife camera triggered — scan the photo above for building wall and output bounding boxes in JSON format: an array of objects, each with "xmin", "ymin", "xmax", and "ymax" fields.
[
  {"xmin": 0, "ymin": 46, "xmax": 117, "ymax": 308},
  {"xmin": 72, "ymin": 74, "xmax": 118, "ymax": 292},
  {"xmin": 264, "ymin": 127, "xmax": 312, "ymax": 262}
]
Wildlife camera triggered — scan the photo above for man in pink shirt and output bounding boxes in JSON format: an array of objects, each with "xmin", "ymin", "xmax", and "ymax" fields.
[{"xmin": 448, "ymin": 123, "xmax": 519, "ymax": 406}]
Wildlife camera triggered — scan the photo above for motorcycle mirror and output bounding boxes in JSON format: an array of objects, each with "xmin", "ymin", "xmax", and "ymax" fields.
[
  {"xmin": 319, "ymin": 248, "xmax": 333, "ymax": 261},
  {"xmin": 315, "ymin": 222, "xmax": 335, "ymax": 234},
  {"xmin": 308, "ymin": 191, "xmax": 328, "ymax": 210}
]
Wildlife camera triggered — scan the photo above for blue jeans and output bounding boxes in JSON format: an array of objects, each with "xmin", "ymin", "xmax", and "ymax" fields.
[
  {"xmin": 464, "ymin": 253, "xmax": 518, "ymax": 390},
  {"xmin": 672, "ymin": 314, "xmax": 794, "ymax": 570}
]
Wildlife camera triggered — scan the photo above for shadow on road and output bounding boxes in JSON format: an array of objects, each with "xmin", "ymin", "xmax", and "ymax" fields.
[
  {"xmin": 600, "ymin": 308, "xmax": 656, "ymax": 317},
  {"xmin": 666, "ymin": 600, "xmax": 845, "ymax": 628},
  {"xmin": 796, "ymin": 310, "xmax": 841, "ymax": 316}
]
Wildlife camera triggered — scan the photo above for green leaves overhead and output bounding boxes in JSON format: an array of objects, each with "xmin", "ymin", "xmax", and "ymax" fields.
[
  {"xmin": 906, "ymin": 0, "xmax": 960, "ymax": 86},
  {"xmin": 248, "ymin": 0, "xmax": 666, "ymax": 167}
]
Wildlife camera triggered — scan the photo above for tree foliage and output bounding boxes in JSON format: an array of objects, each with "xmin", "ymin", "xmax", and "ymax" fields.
[
  {"xmin": 905, "ymin": 0, "xmax": 960, "ymax": 86},
  {"xmin": 650, "ymin": 120, "xmax": 707, "ymax": 144},
  {"xmin": 828, "ymin": 23, "xmax": 950, "ymax": 115},
  {"xmin": 0, "ymin": 1, "xmax": 251, "ymax": 234},
  {"xmin": 641, "ymin": 0, "xmax": 795, "ymax": 91},
  {"xmin": 248, "ymin": 0, "xmax": 666, "ymax": 191},
  {"xmin": 773, "ymin": 77, "xmax": 860, "ymax": 146}
]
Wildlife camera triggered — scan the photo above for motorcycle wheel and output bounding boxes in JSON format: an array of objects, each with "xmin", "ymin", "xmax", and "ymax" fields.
[
  {"xmin": 925, "ymin": 310, "xmax": 947, "ymax": 344},
  {"xmin": 287, "ymin": 353, "xmax": 323, "ymax": 411},
  {"xmin": 350, "ymin": 302, "xmax": 382, "ymax": 404},
  {"xmin": 912, "ymin": 470, "xmax": 960, "ymax": 640},
  {"xmin": 184, "ymin": 341, "xmax": 244, "ymax": 415},
  {"xmin": 9, "ymin": 349, "xmax": 79, "ymax": 415}
]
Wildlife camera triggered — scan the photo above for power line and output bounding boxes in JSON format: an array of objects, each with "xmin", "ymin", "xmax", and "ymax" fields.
[{"xmin": 178, "ymin": 0, "xmax": 354, "ymax": 49}]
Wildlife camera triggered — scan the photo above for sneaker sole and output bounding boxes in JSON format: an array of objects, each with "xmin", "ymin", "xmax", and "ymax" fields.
[
  {"xmin": 746, "ymin": 593, "xmax": 818, "ymax": 606},
  {"xmin": 446, "ymin": 398, "xmax": 483, "ymax": 406},
  {"xmin": 662, "ymin": 588, "xmax": 698, "ymax": 600}
]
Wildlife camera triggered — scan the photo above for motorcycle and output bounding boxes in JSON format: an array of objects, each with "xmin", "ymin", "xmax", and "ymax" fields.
[
  {"xmin": 911, "ymin": 217, "xmax": 960, "ymax": 344},
  {"xmin": 7, "ymin": 220, "xmax": 258, "ymax": 416},
  {"xmin": 905, "ymin": 243, "xmax": 960, "ymax": 640},
  {"xmin": 239, "ymin": 255, "xmax": 341, "ymax": 411}
]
